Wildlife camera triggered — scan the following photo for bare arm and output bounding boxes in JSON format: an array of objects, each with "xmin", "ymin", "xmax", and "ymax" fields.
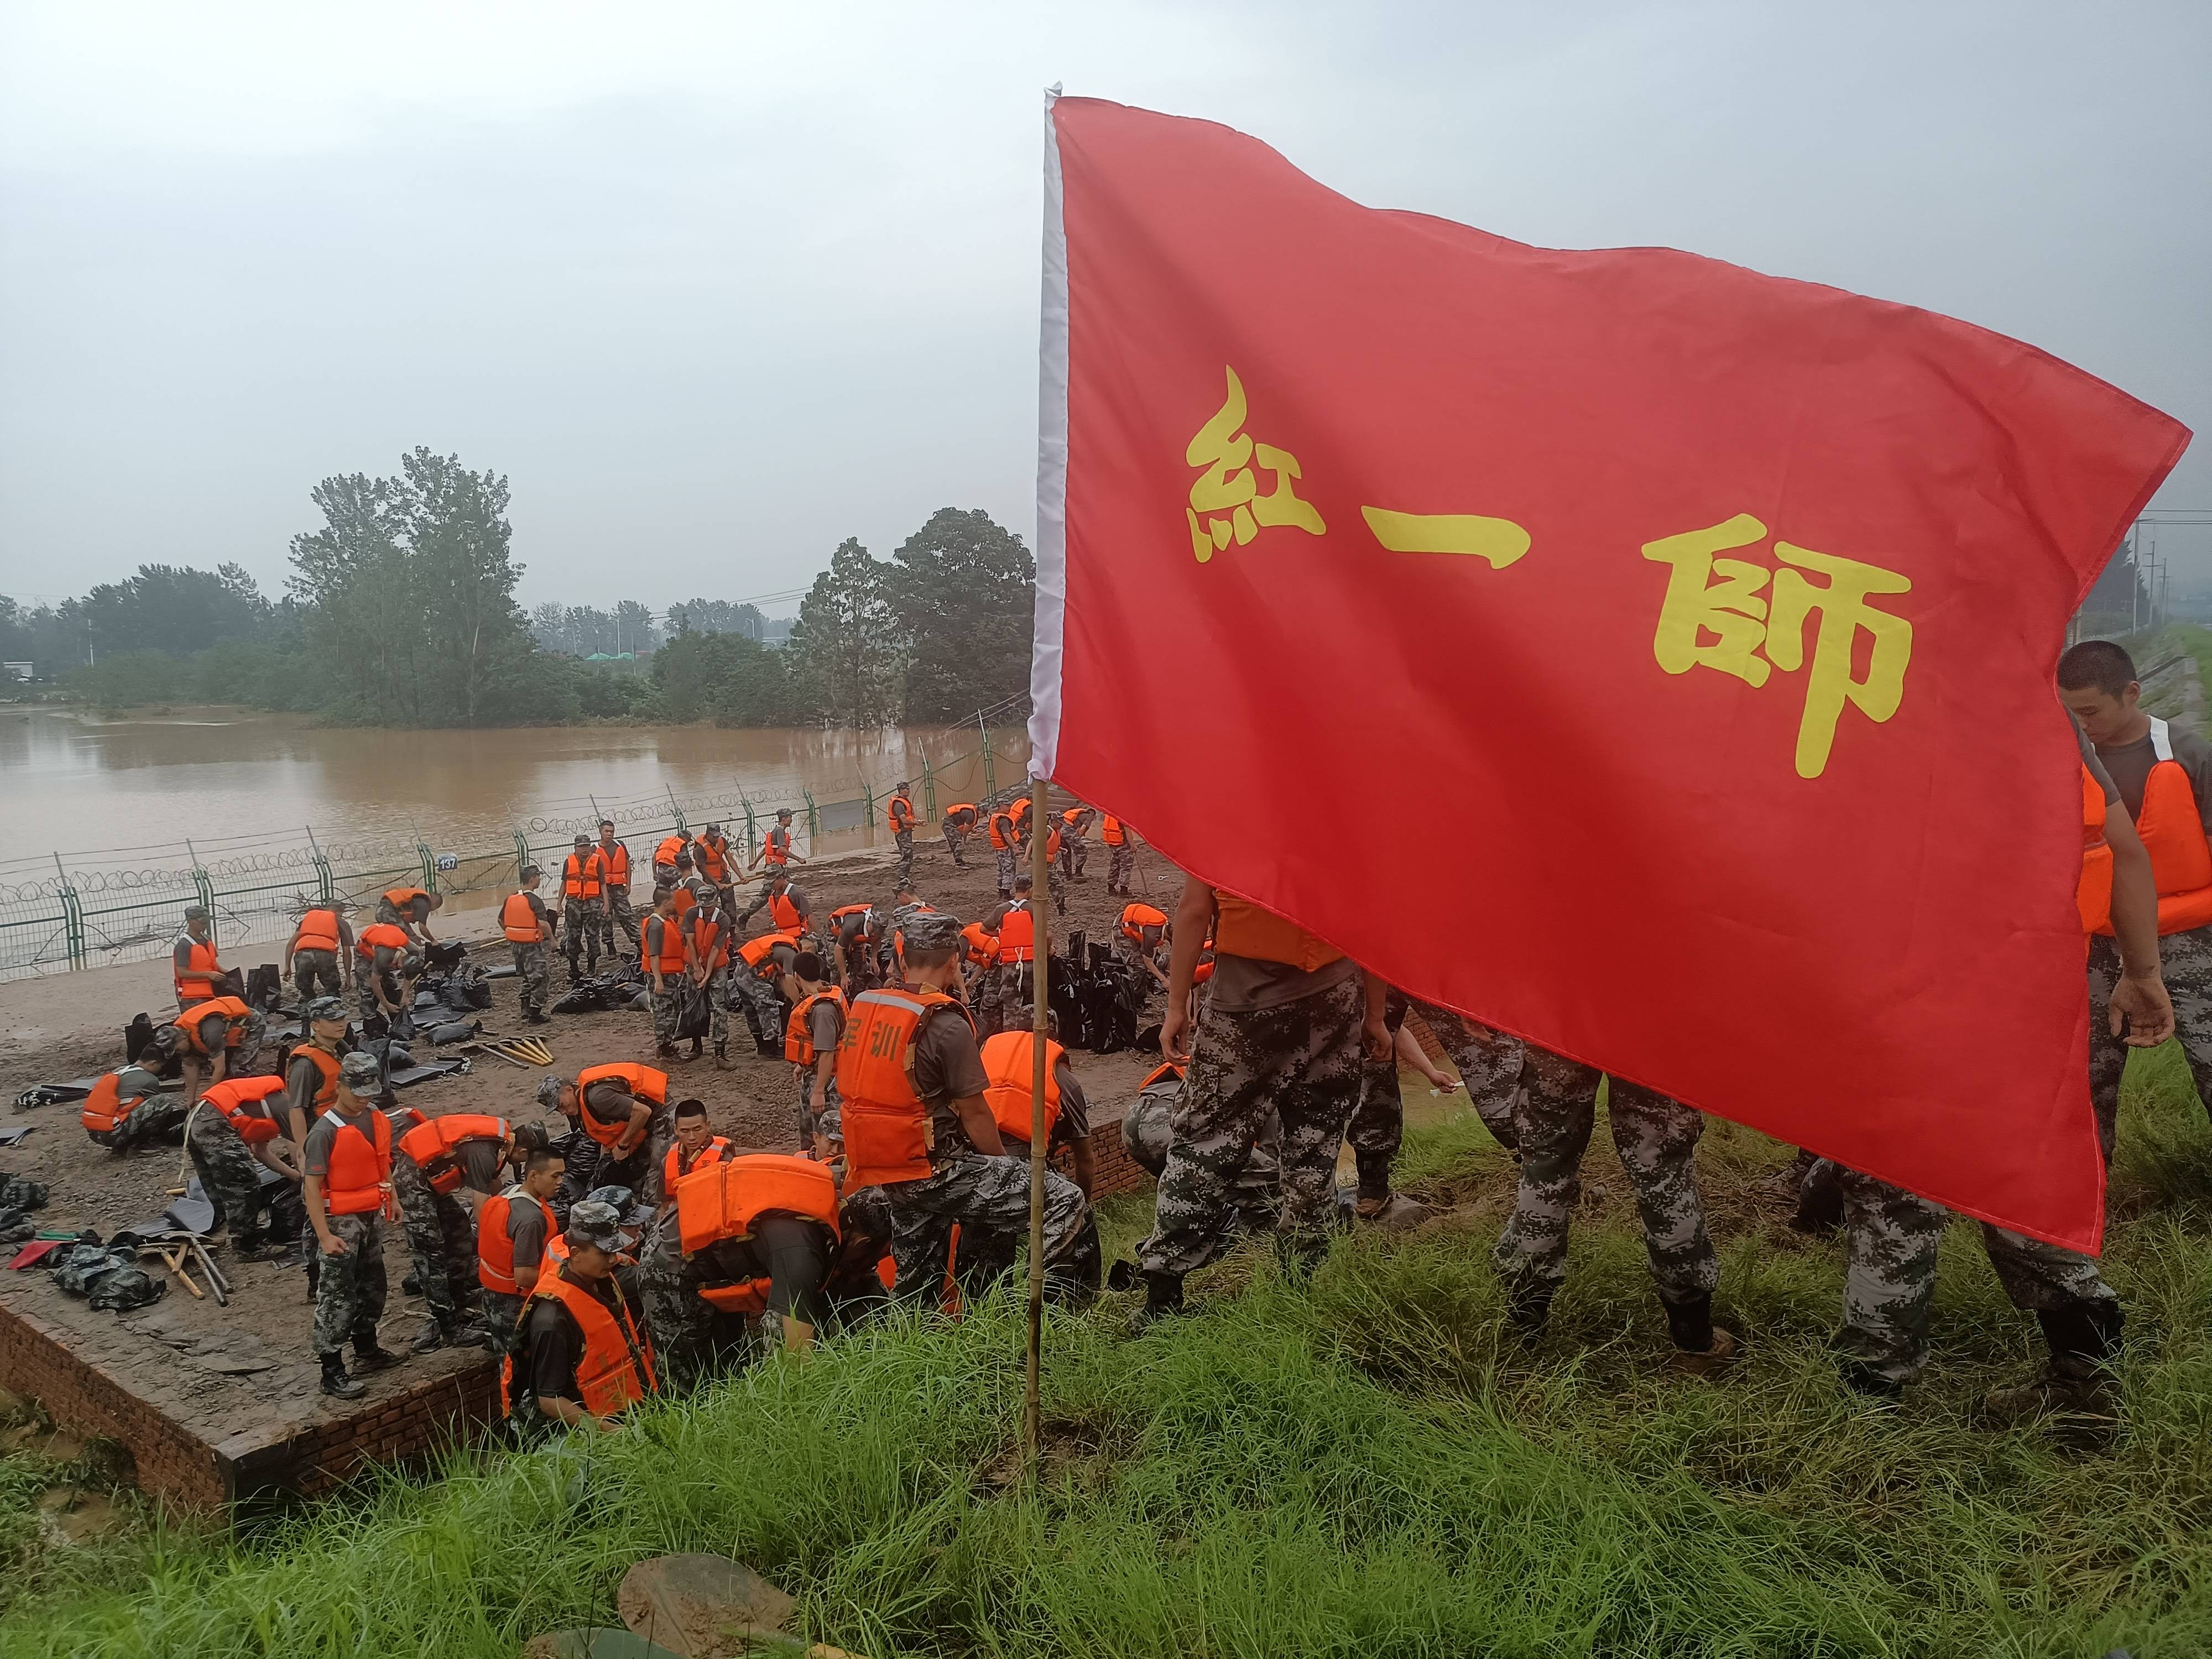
[
  {"xmin": 954, "ymin": 1093, "xmax": 1007, "ymax": 1157},
  {"xmin": 1396, "ymin": 1022, "xmax": 1458, "ymax": 1090},
  {"xmin": 306, "ymin": 1175, "xmax": 344, "ymax": 1254},
  {"xmin": 610, "ymin": 1100, "xmax": 653, "ymax": 1159},
  {"xmin": 1068, "ymin": 1136, "xmax": 1097, "ymax": 1199},
  {"xmin": 2105, "ymin": 810, "xmax": 2174, "ymax": 1045},
  {"xmin": 1160, "ymin": 877, "xmax": 1217, "ymax": 1066}
]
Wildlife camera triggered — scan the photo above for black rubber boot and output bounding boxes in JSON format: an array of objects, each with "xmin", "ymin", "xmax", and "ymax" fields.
[
  {"xmin": 525, "ymin": 1010, "xmax": 551, "ymax": 1026},
  {"xmin": 410, "ymin": 1319, "xmax": 447, "ymax": 1355},
  {"xmin": 320, "ymin": 1353, "xmax": 365, "ymax": 1400},
  {"xmin": 1125, "ymin": 1271, "xmax": 1186, "ymax": 1333},
  {"xmin": 1839, "ymin": 1361, "xmax": 1904, "ymax": 1405},
  {"xmin": 714, "ymin": 1042, "xmax": 733, "ymax": 1071},
  {"xmin": 1662, "ymin": 1290, "xmax": 1717, "ymax": 1353},
  {"xmin": 353, "ymin": 1334, "xmax": 404, "ymax": 1371},
  {"xmin": 687, "ymin": 1036, "xmax": 703, "ymax": 1061},
  {"xmin": 1505, "ymin": 1277, "xmax": 1556, "ymax": 1339}
]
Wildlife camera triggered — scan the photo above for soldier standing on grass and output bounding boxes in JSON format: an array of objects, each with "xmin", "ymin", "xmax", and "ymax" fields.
[
  {"xmin": 1830, "ymin": 722, "xmax": 2171, "ymax": 1417},
  {"xmin": 1129, "ymin": 879, "xmax": 1384, "ymax": 1327},
  {"xmin": 306, "ymin": 1052, "xmax": 406, "ymax": 1400},
  {"xmin": 501, "ymin": 865, "xmax": 555, "ymax": 1026},
  {"xmin": 559, "ymin": 833, "xmax": 606, "ymax": 984},
  {"xmin": 1345, "ymin": 988, "xmax": 1462, "ymax": 1229}
]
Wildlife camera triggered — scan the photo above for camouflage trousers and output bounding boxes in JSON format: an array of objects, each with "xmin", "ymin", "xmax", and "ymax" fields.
[
  {"xmin": 1138, "ymin": 969, "xmax": 1366, "ymax": 1280},
  {"xmin": 92, "ymin": 1093, "xmax": 190, "ymax": 1152},
  {"xmin": 2090, "ymin": 928, "xmax": 2212, "ymax": 1150},
  {"xmin": 994, "ymin": 847, "xmax": 1017, "ymax": 894},
  {"xmin": 1107, "ymin": 844, "xmax": 1135, "ymax": 890},
  {"xmin": 1408, "ymin": 1000, "xmax": 1524, "ymax": 1153},
  {"xmin": 732, "ymin": 972, "xmax": 786, "ymax": 1048},
  {"xmin": 651, "ymin": 982, "xmax": 684, "ymax": 1049},
  {"xmin": 1491, "ymin": 1048, "xmax": 1717, "ymax": 1302},
  {"xmin": 975, "ymin": 961, "xmax": 1034, "ymax": 1039},
  {"xmin": 942, "ymin": 824, "xmax": 969, "ymax": 867},
  {"xmin": 481, "ymin": 1289, "xmax": 525, "ymax": 1358},
  {"xmin": 561, "ymin": 899, "xmax": 602, "ymax": 976},
  {"xmin": 311, "ymin": 1211, "xmax": 389, "ymax": 1356},
  {"xmin": 885, "ymin": 1154, "xmax": 1100, "ymax": 1307},
  {"xmin": 641, "ymin": 1214, "xmax": 836, "ymax": 1388},
  {"xmin": 392, "ymin": 1152, "xmax": 483, "ymax": 1322},
  {"xmin": 510, "ymin": 941, "xmax": 550, "ymax": 1017},
  {"xmin": 1833, "ymin": 1167, "xmax": 2118, "ymax": 1387},
  {"xmin": 293, "ymin": 949, "xmax": 343, "ymax": 1004},
  {"xmin": 1060, "ymin": 837, "xmax": 1088, "ymax": 879},
  {"xmin": 593, "ymin": 1124, "xmax": 674, "ymax": 1207},
  {"xmin": 1123, "ymin": 1076, "xmax": 1280, "ymax": 1237},
  {"xmin": 601, "ymin": 888, "xmax": 639, "ymax": 954},
  {"xmin": 700, "ymin": 968, "xmax": 731, "ymax": 1048},
  {"xmin": 894, "ymin": 829, "xmax": 916, "ymax": 885},
  {"xmin": 359, "ymin": 971, "xmax": 404, "ymax": 1024},
  {"xmin": 797, "ymin": 1072, "xmax": 842, "ymax": 1154},
  {"xmin": 184, "ymin": 1106, "xmax": 281, "ymax": 1248},
  {"xmin": 1347, "ymin": 1051, "xmax": 1405, "ymax": 1202}
]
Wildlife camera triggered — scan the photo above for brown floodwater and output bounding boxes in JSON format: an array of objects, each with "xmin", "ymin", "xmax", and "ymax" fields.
[{"xmin": 0, "ymin": 708, "xmax": 1032, "ymax": 879}]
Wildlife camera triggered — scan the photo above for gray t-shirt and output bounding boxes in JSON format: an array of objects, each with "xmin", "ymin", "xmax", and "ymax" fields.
[
  {"xmin": 911, "ymin": 1004, "xmax": 992, "ymax": 1152},
  {"xmin": 1205, "ymin": 951, "xmax": 1358, "ymax": 1013},
  {"xmin": 807, "ymin": 997, "xmax": 844, "ymax": 1057},
  {"xmin": 508, "ymin": 1192, "xmax": 550, "ymax": 1273},
  {"xmin": 2093, "ymin": 723, "xmax": 2212, "ymax": 832}
]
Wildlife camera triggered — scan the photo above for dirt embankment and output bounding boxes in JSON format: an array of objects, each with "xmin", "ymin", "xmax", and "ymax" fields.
[{"xmin": 0, "ymin": 830, "xmax": 1183, "ymax": 1449}]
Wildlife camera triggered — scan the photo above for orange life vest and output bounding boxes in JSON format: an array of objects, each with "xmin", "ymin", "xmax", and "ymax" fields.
[
  {"xmin": 888, "ymin": 794, "xmax": 914, "ymax": 832},
  {"xmin": 2079, "ymin": 765, "xmax": 2114, "ymax": 937},
  {"xmin": 988, "ymin": 811, "xmax": 1015, "ymax": 850},
  {"xmin": 645, "ymin": 913, "xmax": 690, "ymax": 975},
  {"xmin": 83, "ymin": 1070, "xmax": 170, "ymax": 1139},
  {"xmin": 764, "ymin": 826, "xmax": 794, "ymax": 865},
  {"xmin": 1046, "ymin": 826, "xmax": 1063, "ymax": 861},
  {"xmin": 562, "ymin": 852, "xmax": 603, "ymax": 900},
  {"xmin": 383, "ymin": 886, "xmax": 429, "ymax": 912},
  {"xmin": 739, "ymin": 932, "xmax": 795, "ymax": 980},
  {"xmin": 478, "ymin": 1186, "xmax": 558, "ymax": 1293},
  {"xmin": 321, "ymin": 1108, "xmax": 394, "ymax": 1217},
  {"xmin": 291, "ymin": 1044, "xmax": 341, "ymax": 1115},
  {"xmin": 398, "ymin": 1112, "xmax": 510, "ymax": 1196},
  {"xmin": 200, "ymin": 1074, "xmax": 288, "ymax": 1146},
  {"xmin": 1119, "ymin": 902, "xmax": 1167, "ymax": 942},
  {"xmin": 502, "ymin": 893, "xmax": 545, "ymax": 943},
  {"xmin": 1061, "ymin": 807, "xmax": 1086, "ymax": 831},
  {"xmin": 512, "ymin": 1268, "xmax": 656, "ymax": 1417},
  {"xmin": 294, "ymin": 908, "xmax": 341, "ymax": 953},
  {"xmin": 575, "ymin": 1063, "xmax": 668, "ymax": 1149},
  {"xmin": 696, "ymin": 836, "xmax": 731, "ymax": 883},
  {"xmin": 1101, "ymin": 815, "xmax": 1125, "ymax": 846},
  {"xmin": 1009, "ymin": 797, "xmax": 1032, "ymax": 832},
  {"xmin": 2099, "ymin": 718, "xmax": 2212, "ymax": 936},
  {"xmin": 1213, "ymin": 893, "xmax": 1343, "ymax": 972},
  {"xmin": 690, "ymin": 909, "xmax": 731, "ymax": 973},
  {"xmin": 676, "ymin": 1153, "xmax": 841, "ymax": 1255},
  {"xmin": 945, "ymin": 803, "xmax": 977, "ymax": 828},
  {"xmin": 668, "ymin": 884, "xmax": 698, "ymax": 922},
  {"xmin": 831, "ymin": 903, "xmax": 873, "ymax": 933},
  {"xmin": 765, "ymin": 889, "xmax": 805, "ymax": 933},
  {"xmin": 961, "ymin": 922, "xmax": 997, "ymax": 967},
  {"xmin": 997, "ymin": 904, "xmax": 1035, "ymax": 963},
  {"xmin": 177, "ymin": 997, "xmax": 252, "ymax": 1053},
  {"xmin": 598, "ymin": 840, "xmax": 630, "ymax": 886},
  {"xmin": 664, "ymin": 1134, "xmax": 729, "ymax": 1192},
  {"xmin": 785, "ymin": 987, "xmax": 847, "ymax": 1065},
  {"xmin": 1139, "ymin": 1061, "xmax": 1185, "ymax": 1093},
  {"xmin": 835, "ymin": 987, "xmax": 971, "ymax": 1189},
  {"xmin": 979, "ymin": 1031, "xmax": 1063, "ymax": 1146},
  {"xmin": 655, "ymin": 834, "xmax": 687, "ymax": 869},
  {"xmin": 356, "ymin": 922, "xmax": 412, "ymax": 961},
  {"xmin": 174, "ymin": 935, "xmax": 222, "ymax": 1001}
]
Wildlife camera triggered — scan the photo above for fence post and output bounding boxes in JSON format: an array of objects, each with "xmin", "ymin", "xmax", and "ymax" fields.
[
  {"xmin": 184, "ymin": 839, "xmax": 217, "ymax": 945},
  {"xmin": 513, "ymin": 831, "xmax": 532, "ymax": 885},
  {"xmin": 920, "ymin": 750, "xmax": 937, "ymax": 818},
  {"xmin": 305, "ymin": 827, "xmax": 335, "ymax": 905},
  {"xmin": 664, "ymin": 787, "xmax": 688, "ymax": 834},
  {"xmin": 51, "ymin": 853, "xmax": 85, "ymax": 972},
  {"xmin": 862, "ymin": 778, "xmax": 875, "ymax": 832},
  {"xmin": 803, "ymin": 786, "xmax": 820, "ymax": 840},
  {"xmin": 417, "ymin": 842, "xmax": 439, "ymax": 895},
  {"xmin": 981, "ymin": 727, "xmax": 997, "ymax": 807},
  {"xmin": 739, "ymin": 792, "xmax": 758, "ymax": 860}
]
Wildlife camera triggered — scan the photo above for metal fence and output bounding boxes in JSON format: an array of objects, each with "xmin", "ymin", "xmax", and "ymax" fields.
[{"xmin": 1, "ymin": 702, "xmax": 1035, "ymax": 982}]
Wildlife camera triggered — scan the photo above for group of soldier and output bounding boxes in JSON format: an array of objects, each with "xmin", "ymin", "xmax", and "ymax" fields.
[{"xmin": 108, "ymin": 649, "xmax": 2191, "ymax": 1426}]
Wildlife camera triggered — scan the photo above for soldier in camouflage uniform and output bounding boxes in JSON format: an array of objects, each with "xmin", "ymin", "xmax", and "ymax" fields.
[
  {"xmin": 595, "ymin": 821, "xmax": 640, "ymax": 957},
  {"xmin": 306, "ymin": 1053, "xmax": 406, "ymax": 1399},
  {"xmin": 681, "ymin": 893, "xmax": 735, "ymax": 1066},
  {"xmin": 888, "ymin": 783, "xmax": 919, "ymax": 888},
  {"xmin": 503, "ymin": 867, "xmax": 554, "ymax": 1023},
  {"xmin": 989, "ymin": 804, "xmax": 1020, "ymax": 899},
  {"xmin": 1133, "ymin": 880, "xmax": 1385, "ymax": 1322},
  {"xmin": 1407, "ymin": 999, "xmax": 1523, "ymax": 1154},
  {"xmin": 185, "ymin": 1077, "xmax": 299, "ymax": 1258},
  {"xmin": 1345, "ymin": 989, "xmax": 1462, "ymax": 1226},
  {"xmin": 391, "ymin": 1116, "xmax": 523, "ymax": 1353},
  {"xmin": 976, "ymin": 878, "xmax": 1040, "ymax": 1039},
  {"xmin": 84, "ymin": 1065, "xmax": 191, "ymax": 1152},
  {"xmin": 147, "ymin": 1002, "xmax": 268, "ymax": 1104},
  {"xmin": 640, "ymin": 890, "xmax": 691, "ymax": 1062},
  {"xmin": 1120, "ymin": 1061, "xmax": 1281, "ymax": 1238},
  {"xmin": 482, "ymin": 1139, "xmax": 566, "ymax": 1353},
  {"xmin": 559, "ymin": 833, "xmax": 605, "ymax": 984},
  {"xmin": 1490, "ymin": 1045, "xmax": 1733, "ymax": 1365}
]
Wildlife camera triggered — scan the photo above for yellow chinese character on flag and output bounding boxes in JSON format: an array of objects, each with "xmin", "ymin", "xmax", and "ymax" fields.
[
  {"xmin": 1186, "ymin": 368, "xmax": 1325, "ymax": 562},
  {"xmin": 1642, "ymin": 513, "xmax": 1913, "ymax": 779}
]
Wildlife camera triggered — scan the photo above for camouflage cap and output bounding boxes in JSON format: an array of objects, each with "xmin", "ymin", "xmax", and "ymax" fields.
[
  {"xmin": 302, "ymin": 997, "xmax": 347, "ymax": 1023},
  {"xmin": 337, "ymin": 1052, "xmax": 382, "ymax": 1090},
  {"xmin": 564, "ymin": 1200, "xmax": 624, "ymax": 1253},
  {"xmin": 183, "ymin": 903, "xmax": 210, "ymax": 921},
  {"xmin": 510, "ymin": 1120, "xmax": 552, "ymax": 1156},
  {"xmin": 535, "ymin": 1076, "xmax": 567, "ymax": 1109},
  {"xmin": 899, "ymin": 911, "xmax": 963, "ymax": 954}
]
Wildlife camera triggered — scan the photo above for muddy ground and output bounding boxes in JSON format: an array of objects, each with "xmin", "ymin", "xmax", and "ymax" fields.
[{"xmin": 0, "ymin": 831, "xmax": 1188, "ymax": 1448}]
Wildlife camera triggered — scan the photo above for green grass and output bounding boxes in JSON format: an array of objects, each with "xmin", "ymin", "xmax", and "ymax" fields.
[{"xmin": 6, "ymin": 1055, "xmax": 2212, "ymax": 1658}]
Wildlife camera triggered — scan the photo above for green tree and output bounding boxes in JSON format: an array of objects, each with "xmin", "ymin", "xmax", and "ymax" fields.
[
  {"xmin": 650, "ymin": 631, "xmax": 792, "ymax": 726},
  {"xmin": 886, "ymin": 508, "xmax": 1034, "ymax": 721},
  {"xmin": 288, "ymin": 472, "xmax": 417, "ymax": 721},
  {"xmin": 401, "ymin": 448, "xmax": 526, "ymax": 726},
  {"xmin": 787, "ymin": 538, "xmax": 899, "ymax": 727}
]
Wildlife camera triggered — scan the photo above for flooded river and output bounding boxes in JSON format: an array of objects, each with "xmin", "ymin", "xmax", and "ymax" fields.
[{"xmin": 1, "ymin": 708, "xmax": 1030, "ymax": 874}]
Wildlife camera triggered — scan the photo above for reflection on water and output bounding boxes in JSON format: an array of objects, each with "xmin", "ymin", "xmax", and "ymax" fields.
[{"xmin": 0, "ymin": 709, "xmax": 1031, "ymax": 867}]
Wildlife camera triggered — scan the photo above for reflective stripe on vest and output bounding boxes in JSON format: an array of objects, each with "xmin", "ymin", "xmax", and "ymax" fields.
[
  {"xmin": 664, "ymin": 1135, "xmax": 729, "ymax": 1193},
  {"xmin": 784, "ymin": 987, "xmax": 847, "ymax": 1065},
  {"xmin": 2111, "ymin": 717, "xmax": 2212, "ymax": 937},
  {"xmin": 478, "ymin": 1187, "xmax": 557, "ymax": 1293},
  {"xmin": 175, "ymin": 936, "xmax": 221, "ymax": 1000},
  {"xmin": 979, "ymin": 1030, "xmax": 1063, "ymax": 1146},
  {"xmin": 201, "ymin": 1074, "xmax": 288, "ymax": 1146},
  {"xmin": 502, "ymin": 893, "xmax": 544, "ymax": 943},
  {"xmin": 295, "ymin": 909, "xmax": 341, "ymax": 953},
  {"xmin": 676, "ymin": 1152, "xmax": 841, "ymax": 1254},
  {"xmin": 835, "ymin": 988, "xmax": 969, "ymax": 1190},
  {"xmin": 322, "ymin": 1109, "xmax": 393, "ymax": 1217}
]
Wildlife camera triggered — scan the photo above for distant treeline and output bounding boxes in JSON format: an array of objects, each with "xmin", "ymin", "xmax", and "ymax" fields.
[{"xmin": 1, "ymin": 448, "xmax": 1033, "ymax": 729}]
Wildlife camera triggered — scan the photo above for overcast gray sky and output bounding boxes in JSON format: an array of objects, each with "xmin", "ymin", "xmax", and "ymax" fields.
[{"xmin": 2, "ymin": 1, "xmax": 2205, "ymax": 615}]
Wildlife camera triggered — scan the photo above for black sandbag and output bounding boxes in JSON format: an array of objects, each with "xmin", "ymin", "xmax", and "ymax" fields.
[
  {"xmin": 425, "ymin": 940, "xmax": 468, "ymax": 972},
  {"xmin": 244, "ymin": 964, "xmax": 283, "ymax": 1011},
  {"xmin": 54, "ymin": 1245, "xmax": 134, "ymax": 1297},
  {"xmin": 89, "ymin": 1266, "xmax": 165, "ymax": 1311},
  {"xmin": 124, "ymin": 1013, "xmax": 156, "ymax": 1067},
  {"xmin": 551, "ymin": 981, "xmax": 612, "ymax": 1016},
  {"xmin": 675, "ymin": 982, "xmax": 711, "ymax": 1042},
  {"xmin": 389, "ymin": 1058, "xmax": 469, "ymax": 1088},
  {"xmin": 0, "ymin": 1177, "xmax": 50, "ymax": 1212},
  {"xmin": 424, "ymin": 1018, "xmax": 480, "ymax": 1046}
]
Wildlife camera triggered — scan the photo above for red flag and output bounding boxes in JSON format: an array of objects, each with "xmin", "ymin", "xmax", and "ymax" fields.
[{"xmin": 1027, "ymin": 95, "xmax": 2190, "ymax": 1251}]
